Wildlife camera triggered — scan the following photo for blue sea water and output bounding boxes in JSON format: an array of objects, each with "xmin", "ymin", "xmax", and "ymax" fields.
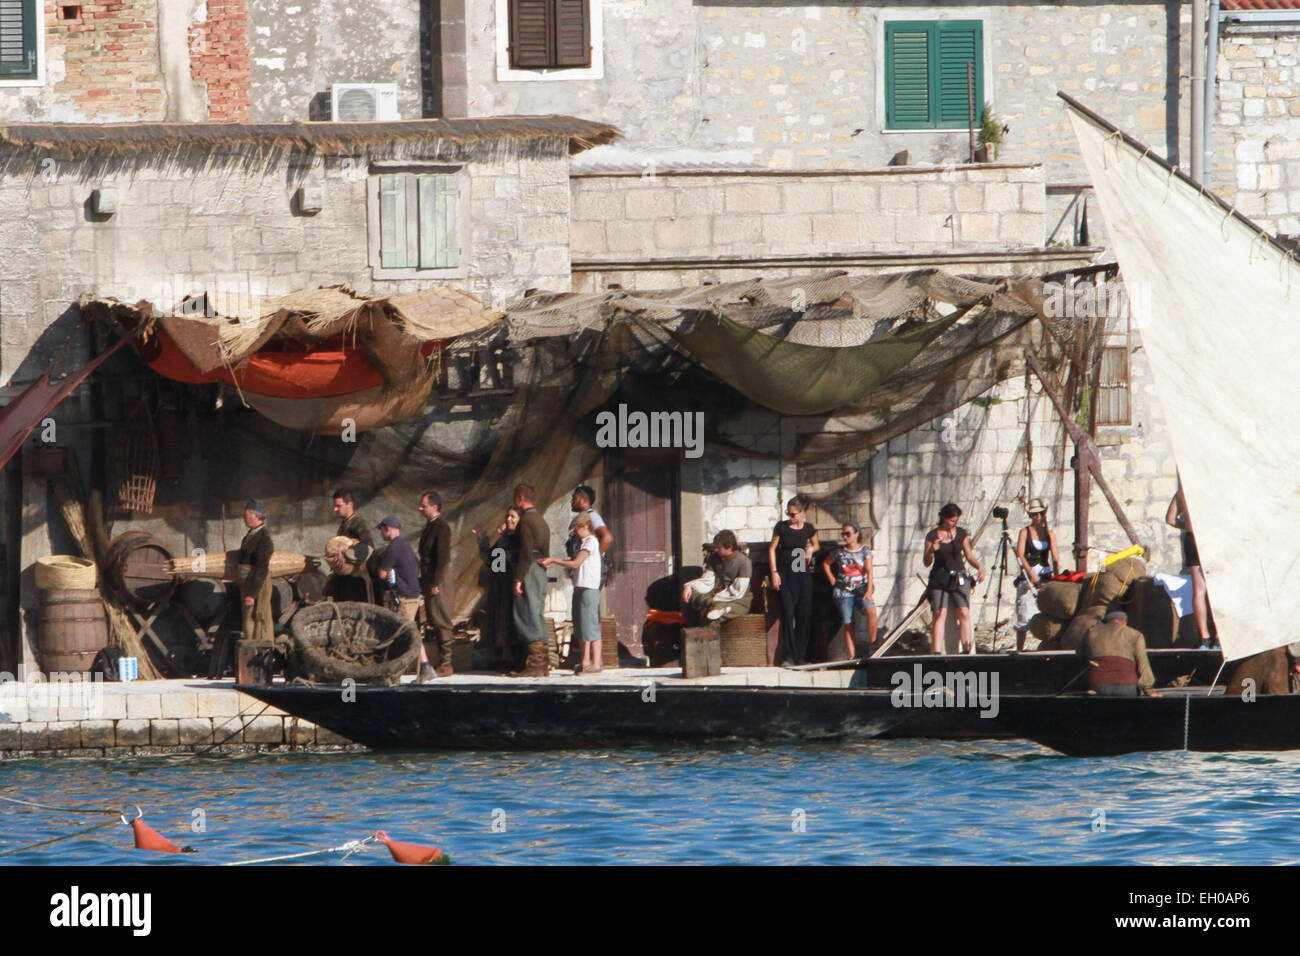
[{"xmin": 0, "ymin": 741, "xmax": 1295, "ymax": 865}]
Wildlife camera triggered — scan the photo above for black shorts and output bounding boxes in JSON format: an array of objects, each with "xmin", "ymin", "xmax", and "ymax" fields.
[{"xmin": 1182, "ymin": 531, "xmax": 1200, "ymax": 569}]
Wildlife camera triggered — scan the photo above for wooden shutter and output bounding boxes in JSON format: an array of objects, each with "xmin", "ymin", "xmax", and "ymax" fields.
[
  {"xmin": 0, "ymin": 0, "xmax": 36, "ymax": 79},
  {"xmin": 510, "ymin": 0, "xmax": 552, "ymax": 68},
  {"xmin": 417, "ymin": 174, "xmax": 460, "ymax": 269},
  {"xmin": 554, "ymin": 0, "xmax": 590, "ymax": 68},
  {"xmin": 378, "ymin": 174, "xmax": 411, "ymax": 269},
  {"xmin": 885, "ymin": 23, "xmax": 932, "ymax": 129},
  {"xmin": 936, "ymin": 21, "xmax": 982, "ymax": 127},
  {"xmin": 1096, "ymin": 347, "xmax": 1131, "ymax": 426}
]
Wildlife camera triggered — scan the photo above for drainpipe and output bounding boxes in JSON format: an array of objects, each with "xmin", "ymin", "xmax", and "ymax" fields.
[
  {"xmin": 1204, "ymin": 0, "xmax": 1221, "ymax": 185},
  {"xmin": 1191, "ymin": 0, "xmax": 1207, "ymax": 184}
]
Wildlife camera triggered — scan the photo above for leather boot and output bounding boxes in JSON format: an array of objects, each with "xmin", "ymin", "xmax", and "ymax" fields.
[{"xmin": 510, "ymin": 641, "xmax": 548, "ymax": 678}]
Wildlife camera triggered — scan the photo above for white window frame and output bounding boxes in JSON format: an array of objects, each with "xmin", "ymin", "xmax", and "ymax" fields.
[
  {"xmin": 495, "ymin": 0, "xmax": 604, "ymax": 83},
  {"xmin": 876, "ymin": 8, "xmax": 995, "ymax": 135},
  {"xmin": 0, "ymin": 0, "xmax": 45, "ymax": 88},
  {"xmin": 366, "ymin": 162, "xmax": 469, "ymax": 281}
]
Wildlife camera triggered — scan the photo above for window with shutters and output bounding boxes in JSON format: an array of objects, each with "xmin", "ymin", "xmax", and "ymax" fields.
[
  {"xmin": 1095, "ymin": 347, "xmax": 1131, "ymax": 426},
  {"xmin": 366, "ymin": 167, "xmax": 466, "ymax": 279},
  {"xmin": 883, "ymin": 20, "xmax": 983, "ymax": 130},
  {"xmin": 496, "ymin": 0, "xmax": 602, "ymax": 81},
  {"xmin": 0, "ymin": 0, "xmax": 39, "ymax": 83}
]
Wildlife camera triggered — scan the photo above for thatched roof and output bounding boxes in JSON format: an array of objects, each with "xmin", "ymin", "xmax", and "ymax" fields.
[{"xmin": 0, "ymin": 116, "xmax": 621, "ymax": 158}]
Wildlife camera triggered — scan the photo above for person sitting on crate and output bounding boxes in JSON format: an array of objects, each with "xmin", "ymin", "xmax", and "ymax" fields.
[
  {"xmin": 541, "ymin": 515, "xmax": 603, "ymax": 674},
  {"xmin": 681, "ymin": 530, "xmax": 753, "ymax": 624},
  {"xmin": 822, "ymin": 521, "xmax": 878, "ymax": 659}
]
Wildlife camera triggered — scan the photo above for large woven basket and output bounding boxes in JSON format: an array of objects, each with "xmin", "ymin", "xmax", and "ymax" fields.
[
  {"xmin": 34, "ymin": 555, "xmax": 98, "ymax": 591},
  {"xmin": 720, "ymin": 614, "xmax": 770, "ymax": 667},
  {"xmin": 290, "ymin": 601, "xmax": 421, "ymax": 685}
]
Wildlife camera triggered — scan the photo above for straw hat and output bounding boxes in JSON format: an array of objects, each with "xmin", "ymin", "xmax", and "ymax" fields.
[{"xmin": 1026, "ymin": 497, "xmax": 1047, "ymax": 514}]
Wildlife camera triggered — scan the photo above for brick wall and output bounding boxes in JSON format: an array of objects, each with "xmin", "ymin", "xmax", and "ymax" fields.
[
  {"xmin": 50, "ymin": 0, "xmax": 166, "ymax": 120},
  {"xmin": 190, "ymin": 0, "xmax": 250, "ymax": 123}
]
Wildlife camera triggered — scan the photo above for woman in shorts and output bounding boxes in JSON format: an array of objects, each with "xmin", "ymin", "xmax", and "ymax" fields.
[
  {"xmin": 922, "ymin": 502, "xmax": 986, "ymax": 654},
  {"xmin": 822, "ymin": 522, "xmax": 878, "ymax": 658}
]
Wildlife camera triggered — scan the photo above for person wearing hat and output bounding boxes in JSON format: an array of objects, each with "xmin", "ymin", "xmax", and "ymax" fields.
[
  {"xmin": 375, "ymin": 515, "xmax": 434, "ymax": 681},
  {"xmin": 238, "ymin": 499, "xmax": 275, "ymax": 643},
  {"xmin": 1014, "ymin": 497, "xmax": 1062, "ymax": 652},
  {"xmin": 1075, "ymin": 609, "xmax": 1158, "ymax": 697}
]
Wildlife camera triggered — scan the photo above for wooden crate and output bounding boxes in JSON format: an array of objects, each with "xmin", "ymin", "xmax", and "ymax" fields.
[{"xmin": 682, "ymin": 626, "xmax": 721, "ymax": 679}]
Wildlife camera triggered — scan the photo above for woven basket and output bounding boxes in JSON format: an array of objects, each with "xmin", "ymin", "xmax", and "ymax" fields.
[
  {"xmin": 166, "ymin": 550, "xmax": 311, "ymax": 581},
  {"xmin": 601, "ymin": 617, "xmax": 619, "ymax": 668},
  {"xmin": 290, "ymin": 601, "xmax": 421, "ymax": 685},
  {"xmin": 720, "ymin": 614, "xmax": 769, "ymax": 667},
  {"xmin": 34, "ymin": 556, "xmax": 98, "ymax": 591}
]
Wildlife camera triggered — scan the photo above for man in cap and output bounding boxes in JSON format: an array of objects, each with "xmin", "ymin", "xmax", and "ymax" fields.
[
  {"xmin": 238, "ymin": 499, "xmax": 275, "ymax": 643},
  {"xmin": 374, "ymin": 515, "xmax": 435, "ymax": 680},
  {"xmin": 1076, "ymin": 610, "xmax": 1159, "ymax": 697},
  {"xmin": 417, "ymin": 492, "xmax": 455, "ymax": 678},
  {"xmin": 328, "ymin": 489, "xmax": 375, "ymax": 603}
]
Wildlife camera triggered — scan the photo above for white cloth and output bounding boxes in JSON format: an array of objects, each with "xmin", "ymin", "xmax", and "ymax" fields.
[
  {"xmin": 1153, "ymin": 572, "xmax": 1194, "ymax": 619},
  {"xmin": 573, "ymin": 535, "xmax": 601, "ymax": 589}
]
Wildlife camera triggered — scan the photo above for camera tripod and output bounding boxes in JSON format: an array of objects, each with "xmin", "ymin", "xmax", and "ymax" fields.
[{"xmin": 990, "ymin": 512, "xmax": 1014, "ymax": 649}]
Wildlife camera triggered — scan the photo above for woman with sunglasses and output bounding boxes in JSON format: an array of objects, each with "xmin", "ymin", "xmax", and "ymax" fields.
[
  {"xmin": 822, "ymin": 522, "xmax": 878, "ymax": 658},
  {"xmin": 923, "ymin": 502, "xmax": 985, "ymax": 654},
  {"xmin": 1014, "ymin": 497, "xmax": 1061, "ymax": 651},
  {"xmin": 769, "ymin": 495, "xmax": 819, "ymax": 666}
]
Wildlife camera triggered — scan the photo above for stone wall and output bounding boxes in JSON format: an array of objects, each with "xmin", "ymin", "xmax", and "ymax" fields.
[
  {"xmin": 1210, "ymin": 24, "xmax": 1300, "ymax": 237},
  {"xmin": 465, "ymin": 1, "xmax": 1189, "ymax": 186},
  {"xmin": 571, "ymin": 163, "xmax": 1046, "ymax": 263}
]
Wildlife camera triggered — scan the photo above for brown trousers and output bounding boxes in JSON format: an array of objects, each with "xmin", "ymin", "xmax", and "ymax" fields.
[
  {"xmin": 422, "ymin": 582, "xmax": 454, "ymax": 665},
  {"xmin": 240, "ymin": 573, "xmax": 274, "ymax": 642}
]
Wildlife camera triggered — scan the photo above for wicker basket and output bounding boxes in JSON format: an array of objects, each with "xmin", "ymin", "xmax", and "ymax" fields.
[
  {"xmin": 720, "ymin": 614, "xmax": 770, "ymax": 667},
  {"xmin": 290, "ymin": 601, "xmax": 421, "ymax": 685},
  {"xmin": 601, "ymin": 617, "xmax": 619, "ymax": 668},
  {"xmin": 34, "ymin": 556, "xmax": 98, "ymax": 591},
  {"xmin": 166, "ymin": 550, "xmax": 312, "ymax": 581}
]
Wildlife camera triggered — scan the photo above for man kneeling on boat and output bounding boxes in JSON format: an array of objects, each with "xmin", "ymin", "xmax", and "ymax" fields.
[{"xmin": 1076, "ymin": 610, "xmax": 1159, "ymax": 697}]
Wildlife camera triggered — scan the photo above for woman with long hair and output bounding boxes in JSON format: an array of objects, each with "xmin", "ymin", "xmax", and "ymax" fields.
[
  {"xmin": 922, "ymin": 502, "xmax": 985, "ymax": 654},
  {"xmin": 474, "ymin": 505, "xmax": 523, "ymax": 670},
  {"xmin": 1014, "ymin": 497, "xmax": 1062, "ymax": 651},
  {"xmin": 769, "ymin": 495, "xmax": 819, "ymax": 666},
  {"xmin": 822, "ymin": 521, "xmax": 878, "ymax": 658}
]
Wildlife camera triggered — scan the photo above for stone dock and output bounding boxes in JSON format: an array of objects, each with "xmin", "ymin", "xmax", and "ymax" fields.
[{"xmin": 0, "ymin": 666, "xmax": 858, "ymax": 759}]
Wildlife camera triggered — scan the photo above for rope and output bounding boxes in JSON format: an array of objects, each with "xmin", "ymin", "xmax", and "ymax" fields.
[
  {"xmin": 0, "ymin": 793, "xmax": 122, "ymax": 815},
  {"xmin": 0, "ymin": 818, "xmax": 122, "ymax": 857},
  {"xmin": 1205, "ymin": 658, "xmax": 1227, "ymax": 697},
  {"xmin": 220, "ymin": 835, "xmax": 376, "ymax": 867},
  {"xmin": 1182, "ymin": 694, "xmax": 1191, "ymax": 752}
]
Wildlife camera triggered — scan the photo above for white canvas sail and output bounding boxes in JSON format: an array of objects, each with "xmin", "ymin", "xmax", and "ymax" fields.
[{"xmin": 1065, "ymin": 95, "xmax": 1300, "ymax": 662}]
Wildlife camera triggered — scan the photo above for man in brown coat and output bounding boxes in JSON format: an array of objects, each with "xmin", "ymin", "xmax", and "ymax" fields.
[
  {"xmin": 328, "ymin": 489, "xmax": 375, "ymax": 603},
  {"xmin": 417, "ymin": 491, "xmax": 455, "ymax": 678},
  {"xmin": 511, "ymin": 483, "xmax": 551, "ymax": 677},
  {"xmin": 238, "ymin": 499, "xmax": 275, "ymax": 643},
  {"xmin": 1076, "ymin": 610, "xmax": 1158, "ymax": 697}
]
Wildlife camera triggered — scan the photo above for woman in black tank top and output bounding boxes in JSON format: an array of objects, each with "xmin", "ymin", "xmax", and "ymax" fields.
[
  {"xmin": 922, "ymin": 502, "xmax": 985, "ymax": 654},
  {"xmin": 1014, "ymin": 497, "xmax": 1062, "ymax": 651}
]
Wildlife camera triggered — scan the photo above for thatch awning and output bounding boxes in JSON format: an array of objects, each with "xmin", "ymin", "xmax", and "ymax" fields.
[{"xmin": 0, "ymin": 116, "xmax": 621, "ymax": 159}]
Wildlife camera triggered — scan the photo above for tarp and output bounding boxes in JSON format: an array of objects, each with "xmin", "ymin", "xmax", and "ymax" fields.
[{"xmin": 1064, "ymin": 93, "xmax": 1300, "ymax": 662}]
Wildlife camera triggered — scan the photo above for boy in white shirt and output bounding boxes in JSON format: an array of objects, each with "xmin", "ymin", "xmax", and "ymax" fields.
[{"xmin": 541, "ymin": 516, "xmax": 604, "ymax": 673}]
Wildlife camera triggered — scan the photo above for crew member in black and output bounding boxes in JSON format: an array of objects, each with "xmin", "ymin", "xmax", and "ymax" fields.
[
  {"xmin": 923, "ymin": 502, "xmax": 985, "ymax": 654},
  {"xmin": 768, "ymin": 495, "xmax": 819, "ymax": 667},
  {"xmin": 418, "ymin": 491, "xmax": 456, "ymax": 678}
]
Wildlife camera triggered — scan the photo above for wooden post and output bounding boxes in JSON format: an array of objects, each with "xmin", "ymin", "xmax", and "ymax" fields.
[{"xmin": 1073, "ymin": 444, "xmax": 1091, "ymax": 571}]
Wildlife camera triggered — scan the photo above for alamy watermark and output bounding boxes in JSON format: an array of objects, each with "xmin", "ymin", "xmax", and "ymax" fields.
[
  {"xmin": 594, "ymin": 403, "xmax": 705, "ymax": 460},
  {"xmin": 889, "ymin": 665, "xmax": 1000, "ymax": 719},
  {"xmin": 0, "ymin": 667, "xmax": 105, "ymax": 719}
]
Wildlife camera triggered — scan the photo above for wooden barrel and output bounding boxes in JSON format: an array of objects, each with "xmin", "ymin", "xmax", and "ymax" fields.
[
  {"xmin": 38, "ymin": 588, "xmax": 108, "ymax": 674},
  {"xmin": 179, "ymin": 579, "xmax": 229, "ymax": 625},
  {"xmin": 601, "ymin": 617, "xmax": 619, "ymax": 668},
  {"xmin": 105, "ymin": 532, "xmax": 174, "ymax": 609},
  {"xmin": 720, "ymin": 614, "xmax": 770, "ymax": 667}
]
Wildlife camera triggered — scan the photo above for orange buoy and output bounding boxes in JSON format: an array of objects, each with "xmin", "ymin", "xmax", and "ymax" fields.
[
  {"xmin": 122, "ymin": 809, "xmax": 194, "ymax": 854},
  {"xmin": 374, "ymin": 830, "xmax": 450, "ymax": 865}
]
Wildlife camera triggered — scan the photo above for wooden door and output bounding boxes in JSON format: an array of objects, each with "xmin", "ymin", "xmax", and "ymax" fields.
[{"xmin": 605, "ymin": 452, "xmax": 679, "ymax": 660}]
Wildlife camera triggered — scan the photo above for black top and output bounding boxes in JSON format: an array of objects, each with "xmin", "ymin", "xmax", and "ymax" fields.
[
  {"xmin": 418, "ymin": 515, "xmax": 452, "ymax": 587},
  {"xmin": 772, "ymin": 521, "xmax": 816, "ymax": 575},
  {"xmin": 377, "ymin": 535, "xmax": 421, "ymax": 599},
  {"xmin": 1024, "ymin": 527, "xmax": 1053, "ymax": 569},
  {"xmin": 927, "ymin": 527, "xmax": 969, "ymax": 585},
  {"xmin": 237, "ymin": 524, "xmax": 274, "ymax": 594}
]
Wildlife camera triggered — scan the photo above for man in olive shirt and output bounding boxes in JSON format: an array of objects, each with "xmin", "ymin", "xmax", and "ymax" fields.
[
  {"xmin": 1076, "ymin": 610, "xmax": 1157, "ymax": 697},
  {"xmin": 511, "ymin": 483, "xmax": 551, "ymax": 677},
  {"xmin": 417, "ymin": 491, "xmax": 455, "ymax": 677},
  {"xmin": 329, "ymin": 489, "xmax": 375, "ymax": 603},
  {"xmin": 238, "ymin": 499, "xmax": 275, "ymax": 642}
]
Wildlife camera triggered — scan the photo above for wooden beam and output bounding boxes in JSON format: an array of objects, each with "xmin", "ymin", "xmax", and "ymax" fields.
[{"xmin": 1025, "ymin": 350, "xmax": 1143, "ymax": 553}]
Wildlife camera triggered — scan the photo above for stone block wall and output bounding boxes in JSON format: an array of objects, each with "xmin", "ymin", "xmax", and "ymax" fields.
[{"xmin": 571, "ymin": 164, "xmax": 1046, "ymax": 263}]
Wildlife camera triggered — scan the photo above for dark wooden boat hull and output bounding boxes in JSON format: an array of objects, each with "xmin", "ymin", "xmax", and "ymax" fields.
[
  {"xmin": 236, "ymin": 683, "xmax": 914, "ymax": 750},
  {"xmin": 993, "ymin": 692, "xmax": 1300, "ymax": 756}
]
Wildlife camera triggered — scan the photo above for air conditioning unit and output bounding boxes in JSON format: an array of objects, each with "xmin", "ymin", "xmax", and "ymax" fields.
[{"xmin": 330, "ymin": 83, "xmax": 400, "ymax": 122}]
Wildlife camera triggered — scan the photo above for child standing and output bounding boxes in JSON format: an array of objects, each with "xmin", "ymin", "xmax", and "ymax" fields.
[{"xmin": 540, "ymin": 516, "xmax": 603, "ymax": 673}]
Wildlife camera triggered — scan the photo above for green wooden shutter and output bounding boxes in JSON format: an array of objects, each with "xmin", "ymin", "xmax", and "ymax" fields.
[
  {"xmin": 0, "ymin": 0, "xmax": 37, "ymax": 79},
  {"xmin": 379, "ymin": 174, "xmax": 410, "ymax": 269},
  {"xmin": 885, "ymin": 23, "xmax": 933, "ymax": 130},
  {"xmin": 510, "ymin": 0, "xmax": 552, "ymax": 68},
  {"xmin": 554, "ymin": 0, "xmax": 591, "ymax": 68},
  {"xmin": 416, "ymin": 174, "xmax": 460, "ymax": 269},
  {"xmin": 936, "ymin": 21, "xmax": 982, "ymax": 127}
]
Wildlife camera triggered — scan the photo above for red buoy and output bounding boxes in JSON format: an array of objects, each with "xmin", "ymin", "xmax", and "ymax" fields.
[
  {"xmin": 130, "ymin": 818, "xmax": 183, "ymax": 854},
  {"xmin": 373, "ymin": 830, "xmax": 449, "ymax": 865}
]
